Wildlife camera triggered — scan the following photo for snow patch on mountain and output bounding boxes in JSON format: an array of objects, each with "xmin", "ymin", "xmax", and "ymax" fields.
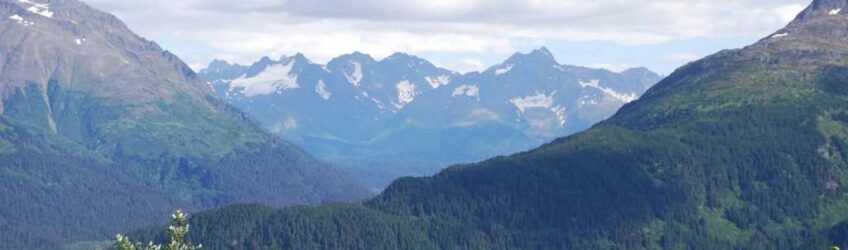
[
  {"xmin": 578, "ymin": 95, "xmax": 599, "ymax": 108},
  {"xmin": 510, "ymin": 93, "xmax": 555, "ymax": 113},
  {"xmin": 771, "ymin": 33, "xmax": 789, "ymax": 39},
  {"xmin": 830, "ymin": 8, "xmax": 842, "ymax": 15},
  {"xmin": 230, "ymin": 62, "xmax": 299, "ymax": 97},
  {"xmin": 371, "ymin": 97, "xmax": 386, "ymax": 110},
  {"xmin": 8, "ymin": 14, "xmax": 33, "ymax": 26},
  {"xmin": 395, "ymin": 80, "xmax": 417, "ymax": 108},
  {"xmin": 495, "ymin": 64, "xmax": 514, "ymax": 75},
  {"xmin": 452, "ymin": 85, "xmax": 480, "ymax": 100},
  {"xmin": 552, "ymin": 106, "xmax": 567, "ymax": 126},
  {"xmin": 315, "ymin": 79, "xmax": 331, "ymax": 100},
  {"xmin": 345, "ymin": 62, "xmax": 363, "ymax": 86},
  {"xmin": 425, "ymin": 75, "xmax": 451, "ymax": 89},
  {"xmin": 17, "ymin": 0, "xmax": 53, "ymax": 18},
  {"xmin": 578, "ymin": 79, "xmax": 638, "ymax": 103}
]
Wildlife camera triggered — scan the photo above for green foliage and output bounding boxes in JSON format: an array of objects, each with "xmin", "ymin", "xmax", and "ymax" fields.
[
  {"xmin": 99, "ymin": 94, "xmax": 268, "ymax": 160},
  {"xmin": 0, "ymin": 83, "xmax": 367, "ymax": 249},
  {"xmin": 116, "ymin": 210, "xmax": 200, "ymax": 250},
  {"xmin": 0, "ymin": 119, "xmax": 179, "ymax": 250}
]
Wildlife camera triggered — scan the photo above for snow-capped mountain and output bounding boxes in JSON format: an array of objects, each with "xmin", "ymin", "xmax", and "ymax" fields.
[
  {"xmin": 202, "ymin": 52, "xmax": 460, "ymax": 144},
  {"xmin": 201, "ymin": 47, "xmax": 661, "ymax": 185},
  {"xmin": 394, "ymin": 48, "xmax": 657, "ymax": 140}
]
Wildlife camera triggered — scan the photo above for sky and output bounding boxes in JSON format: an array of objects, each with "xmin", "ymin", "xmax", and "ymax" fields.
[{"xmin": 83, "ymin": 0, "xmax": 812, "ymax": 75}]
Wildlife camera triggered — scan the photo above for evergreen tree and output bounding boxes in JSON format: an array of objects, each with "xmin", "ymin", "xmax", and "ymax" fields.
[{"xmin": 115, "ymin": 210, "xmax": 201, "ymax": 250}]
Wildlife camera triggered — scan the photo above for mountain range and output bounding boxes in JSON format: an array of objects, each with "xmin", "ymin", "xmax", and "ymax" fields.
[
  {"xmin": 133, "ymin": 0, "xmax": 848, "ymax": 248},
  {"xmin": 0, "ymin": 0, "xmax": 368, "ymax": 249},
  {"xmin": 200, "ymin": 49, "xmax": 661, "ymax": 186}
]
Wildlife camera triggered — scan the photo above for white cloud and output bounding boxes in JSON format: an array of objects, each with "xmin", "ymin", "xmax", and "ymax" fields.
[{"xmin": 82, "ymin": 0, "xmax": 812, "ymax": 71}]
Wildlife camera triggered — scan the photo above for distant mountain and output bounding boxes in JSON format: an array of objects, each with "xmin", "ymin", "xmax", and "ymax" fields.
[
  {"xmin": 200, "ymin": 48, "xmax": 661, "ymax": 186},
  {"xmin": 0, "ymin": 0, "xmax": 367, "ymax": 249},
  {"xmin": 137, "ymin": 0, "xmax": 848, "ymax": 249}
]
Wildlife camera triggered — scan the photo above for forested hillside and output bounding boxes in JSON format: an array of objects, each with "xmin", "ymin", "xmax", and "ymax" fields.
[{"xmin": 133, "ymin": 0, "xmax": 848, "ymax": 248}]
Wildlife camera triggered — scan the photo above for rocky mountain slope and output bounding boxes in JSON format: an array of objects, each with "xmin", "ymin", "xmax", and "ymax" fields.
[{"xmin": 0, "ymin": 0, "xmax": 367, "ymax": 249}]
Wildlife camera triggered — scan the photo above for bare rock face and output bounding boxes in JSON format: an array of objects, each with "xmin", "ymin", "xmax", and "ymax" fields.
[
  {"xmin": 0, "ymin": 0, "xmax": 207, "ymax": 111},
  {"xmin": 743, "ymin": 0, "xmax": 848, "ymax": 65}
]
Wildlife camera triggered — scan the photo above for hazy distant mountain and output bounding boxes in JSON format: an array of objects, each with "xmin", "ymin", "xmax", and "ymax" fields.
[
  {"xmin": 0, "ymin": 0, "xmax": 367, "ymax": 248},
  {"xmin": 201, "ymin": 47, "xmax": 661, "ymax": 185},
  {"xmin": 141, "ymin": 0, "xmax": 848, "ymax": 248}
]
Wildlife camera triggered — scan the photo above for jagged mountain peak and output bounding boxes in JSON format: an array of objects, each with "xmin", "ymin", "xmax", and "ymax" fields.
[
  {"xmin": 384, "ymin": 52, "xmax": 415, "ymax": 60},
  {"xmin": 331, "ymin": 51, "xmax": 377, "ymax": 64},
  {"xmin": 208, "ymin": 59, "xmax": 235, "ymax": 67},
  {"xmin": 284, "ymin": 52, "xmax": 311, "ymax": 63},
  {"xmin": 379, "ymin": 52, "xmax": 451, "ymax": 74},
  {"xmin": 200, "ymin": 59, "xmax": 248, "ymax": 81},
  {"xmin": 485, "ymin": 47, "xmax": 559, "ymax": 76},
  {"xmin": 503, "ymin": 47, "xmax": 559, "ymax": 66},
  {"xmin": 382, "ymin": 52, "xmax": 431, "ymax": 65},
  {"xmin": 383, "ymin": 52, "xmax": 422, "ymax": 63},
  {"xmin": 531, "ymin": 46, "xmax": 554, "ymax": 57},
  {"xmin": 255, "ymin": 56, "xmax": 275, "ymax": 65}
]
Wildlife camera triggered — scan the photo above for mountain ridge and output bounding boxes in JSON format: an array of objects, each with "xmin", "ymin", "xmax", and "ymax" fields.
[
  {"xmin": 203, "ymin": 48, "xmax": 654, "ymax": 83},
  {"xmin": 200, "ymin": 48, "xmax": 661, "ymax": 187}
]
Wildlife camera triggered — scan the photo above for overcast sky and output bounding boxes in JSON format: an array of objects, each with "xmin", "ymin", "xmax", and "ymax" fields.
[{"xmin": 84, "ymin": 0, "xmax": 811, "ymax": 75}]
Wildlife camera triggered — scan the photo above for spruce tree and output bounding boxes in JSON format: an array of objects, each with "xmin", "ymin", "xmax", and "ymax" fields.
[{"xmin": 114, "ymin": 210, "xmax": 201, "ymax": 250}]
